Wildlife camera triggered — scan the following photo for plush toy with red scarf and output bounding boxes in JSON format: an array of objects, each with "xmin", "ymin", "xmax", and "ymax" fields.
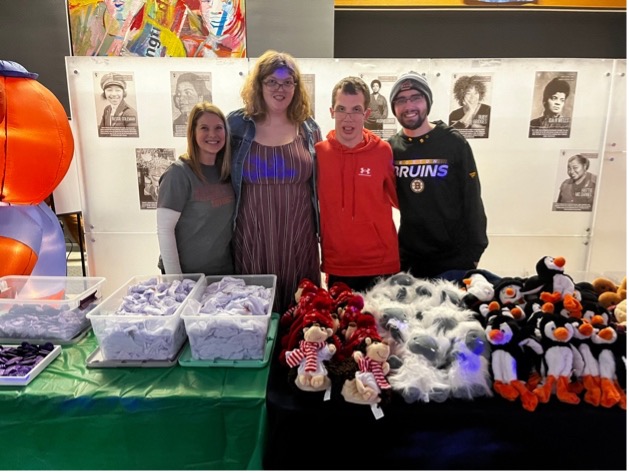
[
  {"xmin": 285, "ymin": 310, "xmax": 337, "ymax": 392},
  {"xmin": 348, "ymin": 336, "xmax": 392, "ymax": 404}
]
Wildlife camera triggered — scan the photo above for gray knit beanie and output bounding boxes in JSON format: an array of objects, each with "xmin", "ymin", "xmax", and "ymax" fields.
[{"xmin": 389, "ymin": 71, "xmax": 433, "ymax": 113}]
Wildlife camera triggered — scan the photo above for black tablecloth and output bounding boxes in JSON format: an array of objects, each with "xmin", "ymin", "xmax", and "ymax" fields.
[{"xmin": 264, "ymin": 344, "xmax": 627, "ymax": 470}]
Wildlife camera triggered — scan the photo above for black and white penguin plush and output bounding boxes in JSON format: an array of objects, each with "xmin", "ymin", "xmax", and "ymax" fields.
[
  {"xmin": 534, "ymin": 256, "xmax": 576, "ymax": 297},
  {"xmin": 590, "ymin": 323, "xmax": 626, "ymax": 409},
  {"xmin": 567, "ymin": 317, "xmax": 601, "ymax": 406},
  {"xmin": 484, "ymin": 301, "xmax": 539, "ymax": 412},
  {"xmin": 533, "ymin": 304, "xmax": 580, "ymax": 405},
  {"xmin": 493, "ymin": 276, "xmax": 527, "ymax": 310}
]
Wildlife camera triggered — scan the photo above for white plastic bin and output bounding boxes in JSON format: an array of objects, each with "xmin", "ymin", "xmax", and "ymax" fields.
[
  {"xmin": 181, "ymin": 275, "xmax": 276, "ymax": 361},
  {"xmin": 0, "ymin": 276, "xmax": 106, "ymax": 343},
  {"xmin": 87, "ymin": 273, "xmax": 204, "ymax": 360}
]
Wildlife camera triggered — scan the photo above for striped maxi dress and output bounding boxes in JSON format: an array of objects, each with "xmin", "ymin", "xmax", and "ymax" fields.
[{"xmin": 233, "ymin": 134, "xmax": 321, "ymax": 314}]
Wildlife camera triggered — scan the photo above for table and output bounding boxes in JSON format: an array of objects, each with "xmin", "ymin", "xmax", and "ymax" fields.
[
  {"xmin": 0, "ymin": 332, "xmax": 270, "ymax": 470},
  {"xmin": 264, "ymin": 342, "xmax": 627, "ymax": 470}
]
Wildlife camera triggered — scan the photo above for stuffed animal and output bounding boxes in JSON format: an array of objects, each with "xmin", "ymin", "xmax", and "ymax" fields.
[
  {"xmin": 614, "ymin": 299, "xmax": 627, "ymax": 327},
  {"xmin": 533, "ymin": 256, "xmax": 576, "ymax": 297},
  {"xmin": 340, "ymin": 336, "xmax": 392, "ymax": 406},
  {"xmin": 493, "ymin": 276, "xmax": 527, "ymax": 311},
  {"xmin": 567, "ymin": 317, "xmax": 602, "ymax": 406},
  {"xmin": 590, "ymin": 323, "xmax": 626, "ymax": 409},
  {"xmin": 279, "ymin": 278, "xmax": 319, "ymax": 343},
  {"xmin": 593, "ymin": 276, "xmax": 627, "ymax": 310},
  {"xmin": 280, "ymin": 289, "xmax": 336, "ymax": 365},
  {"xmin": 533, "ymin": 302, "xmax": 580, "ymax": 405},
  {"xmin": 484, "ymin": 301, "xmax": 539, "ymax": 412},
  {"xmin": 285, "ymin": 310, "xmax": 337, "ymax": 393},
  {"xmin": 461, "ymin": 270, "xmax": 495, "ymax": 311}
]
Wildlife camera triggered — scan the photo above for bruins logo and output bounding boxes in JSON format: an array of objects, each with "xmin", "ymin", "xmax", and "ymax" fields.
[{"xmin": 410, "ymin": 178, "xmax": 425, "ymax": 193}]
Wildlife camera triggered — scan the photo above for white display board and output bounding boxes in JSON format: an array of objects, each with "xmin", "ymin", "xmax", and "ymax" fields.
[{"xmin": 65, "ymin": 56, "xmax": 625, "ymax": 297}]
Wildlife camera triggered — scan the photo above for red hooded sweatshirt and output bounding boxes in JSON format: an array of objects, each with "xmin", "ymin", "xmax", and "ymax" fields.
[{"xmin": 315, "ymin": 129, "xmax": 400, "ymax": 277}]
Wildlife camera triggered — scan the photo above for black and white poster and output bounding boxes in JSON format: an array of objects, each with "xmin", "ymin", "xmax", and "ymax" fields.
[
  {"xmin": 552, "ymin": 150, "xmax": 598, "ymax": 212},
  {"xmin": 301, "ymin": 73, "xmax": 316, "ymax": 119},
  {"xmin": 170, "ymin": 71, "xmax": 213, "ymax": 138},
  {"xmin": 361, "ymin": 73, "xmax": 398, "ymax": 139},
  {"xmin": 529, "ymin": 71, "xmax": 577, "ymax": 139},
  {"xmin": 94, "ymin": 71, "xmax": 139, "ymax": 138},
  {"xmin": 135, "ymin": 148, "xmax": 176, "ymax": 210},
  {"xmin": 448, "ymin": 73, "xmax": 493, "ymax": 139}
]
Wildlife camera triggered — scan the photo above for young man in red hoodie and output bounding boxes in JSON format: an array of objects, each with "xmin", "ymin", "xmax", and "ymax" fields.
[{"xmin": 315, "ymin": 76, "xmax": 400, "ymax": 293}]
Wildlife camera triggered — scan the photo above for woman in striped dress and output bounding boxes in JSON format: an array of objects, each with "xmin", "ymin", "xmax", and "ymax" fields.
[{"xmin": 228, "ymin": 50, "xmax": 322, "ymax": 314}]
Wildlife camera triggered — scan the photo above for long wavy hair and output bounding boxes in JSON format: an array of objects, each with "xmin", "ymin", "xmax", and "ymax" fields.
[
  {"xmin": 240, "ymin": 49, "xmax": 312, "ymax": 123},
  {"xmin": 182, "ymin": 102, "xmax": 231, "ymax": 182}
]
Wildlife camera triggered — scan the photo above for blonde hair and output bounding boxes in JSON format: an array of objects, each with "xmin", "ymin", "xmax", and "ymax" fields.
[
  {"xmin": 182, "ymin": 102, "xmax": 231, "ymax": 182},
  {"xmin": 240, "ymin": 49, "xmax": 312, "ymax": 123}
]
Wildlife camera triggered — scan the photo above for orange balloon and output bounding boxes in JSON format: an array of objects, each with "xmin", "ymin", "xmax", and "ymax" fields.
[
  {"xmin": 0, "ymin": 76, "xmax": 74, "ymax": 204},
  {"xmin": 0, "ymin": 235, "xmax": 38, "ymax": 276}
]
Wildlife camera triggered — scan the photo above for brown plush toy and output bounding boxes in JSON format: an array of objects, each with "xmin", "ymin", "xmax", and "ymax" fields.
[
  {"xmin": 340, "ymin": 336, "xmax": 392, "ymax": 406},
  {"xmin": 593, "ymin": 276, "xmax": 627, "ymax": 310},
  {"xmin": 285, "ymin": 310, "xmax": 337, "ymax": 392}
]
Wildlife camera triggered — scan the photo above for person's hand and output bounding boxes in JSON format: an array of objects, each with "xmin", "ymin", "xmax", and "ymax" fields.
[{"xmin": 459, "ymin": 98, "xmax": 480, "ymax": 128}]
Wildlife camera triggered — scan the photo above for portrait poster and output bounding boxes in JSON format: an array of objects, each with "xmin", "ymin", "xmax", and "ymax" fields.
[
  {"xmin": 529, "ymin": 71, "xmax": 577, "ymax": 139},
  {"xmin": 136, "ymin": 148, "xmax": 176, "ymax": 209},
  {"xmin": 171, "ymin": 71, "xmax": 213, "ymax": 137},
  {"xmin": 361, "ymin": 73, "xmax": 398, "ymax": 139},
  {"xmin": 552, "ymin": 149, "xmax": 598, "ymax": 212},
  {"xmin": 301, "ymin": 73, "xmax": 316, "ymax": 119},
  {"xmin": 448, "ymin": 73, "xmax": 493, "ymax": 139},
  {"xmin": 94, "ymin": 71, "xmax": 140, "ymax": 138},
  {"xmin": 68, "ymin": 0, "xmax": 246, "ymax": 58}
]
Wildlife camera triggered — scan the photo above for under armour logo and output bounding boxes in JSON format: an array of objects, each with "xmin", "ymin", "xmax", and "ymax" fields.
[
  {"xmin": 359, "ymin": 167, "xmax": 371, "ymax": 176},
  {"xmin": 400, "ymin": 80, "xmax": 413, "ymax": 91},
  {"xmin": 469, "ymin": 171, "xmax": 477, "ymax": 179}
]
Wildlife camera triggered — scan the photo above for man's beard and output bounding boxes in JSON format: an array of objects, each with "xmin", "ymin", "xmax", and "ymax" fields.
[{"xmin": 399, "ymin": 112, "xmax": 427, "ymax": 131}]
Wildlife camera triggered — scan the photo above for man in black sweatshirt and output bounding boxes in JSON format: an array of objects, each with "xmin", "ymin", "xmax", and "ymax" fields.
[{"xmin": 388, "ymin": 71, "xmax": 488, "ymax": 279}]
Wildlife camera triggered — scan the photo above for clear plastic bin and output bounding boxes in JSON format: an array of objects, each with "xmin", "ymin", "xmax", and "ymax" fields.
[
  {"xmin": 181, "ymin": 275, "xmax": 276, "ymax": 361},
  {"xmin": 0, "ymin": 276, "xmax": 106, "ymax": 343},
  {"xmin": 87, "ymin": 274, "xmax": 204, "ymax": 361}
]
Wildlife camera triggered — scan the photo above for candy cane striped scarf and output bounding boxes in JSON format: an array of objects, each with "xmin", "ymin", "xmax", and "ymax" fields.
[
  {"xmin": 358, "ymin": 356, "xmax": 391, "ymax": 389},
  {"xmin": 285, "ymin": 340, "xmax": 326, "ymax": 371}
]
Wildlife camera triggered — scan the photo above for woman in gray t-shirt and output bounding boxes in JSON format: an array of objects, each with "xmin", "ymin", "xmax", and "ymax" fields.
[{"xmin": 157, "ymin": 102, "xmax": 235, "ymax": 275}]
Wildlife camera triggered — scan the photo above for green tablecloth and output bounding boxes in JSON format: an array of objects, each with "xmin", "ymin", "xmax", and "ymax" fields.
[{"xmin": 0, "ymin": 331, "xmax": 270, "ymax": 470}]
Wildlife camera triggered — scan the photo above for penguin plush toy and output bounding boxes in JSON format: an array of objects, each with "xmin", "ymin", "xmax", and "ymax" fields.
[
  {"xmin": 484, "ymin": 301, "xmax": 539, "ymax": 412},
  {"xmin": 533, "ymin": 302, "xmax": 580, "ymax": 405}
]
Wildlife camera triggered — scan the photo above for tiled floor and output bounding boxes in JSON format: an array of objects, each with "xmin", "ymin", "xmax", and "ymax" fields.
[{"xmin": 65, "ymin": 241, "xmax": 87, "ymax": 277}]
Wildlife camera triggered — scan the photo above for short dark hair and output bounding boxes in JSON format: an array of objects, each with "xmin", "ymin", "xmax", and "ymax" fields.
[
  {"xmin": 175, "ymin": 72, "xmax": 212, "ymax": 100},
  {"xmin": 332, "ymin": 76, "xmax": 370, "ymax": 110},
  {"xmin": 543, "ymin": 77, "xmax": 571, "ymax": 103},
  {"xmin": 568, "ymin": 154, "xmax": 590, "ymax": 170},
  {"xmin": 370, "ymin": 79, "xmax": 382, "ymax": 89}
]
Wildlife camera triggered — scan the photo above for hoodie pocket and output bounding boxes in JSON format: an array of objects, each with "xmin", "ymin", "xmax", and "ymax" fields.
[{"xmin": 324, "ymin": 221, "xmax": 386, "ymax": 268}]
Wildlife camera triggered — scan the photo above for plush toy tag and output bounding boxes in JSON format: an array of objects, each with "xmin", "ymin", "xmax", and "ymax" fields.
[
  {"xmin": 323, "ymin": 386, "xmax": 332, "ymax": 401},
  {"xmin": 370, "ymin": 403, "xmax": 384, "ymax": 420}
]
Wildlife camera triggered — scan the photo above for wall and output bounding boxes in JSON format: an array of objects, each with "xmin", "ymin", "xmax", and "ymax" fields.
[
  {"xmin": 246, "ymin": 0, "xmax": 334, "ymax": 57},
  {"xmin": 334, "ymin": 9, "xmax": 626, "ymax": 59},
  {"xmin": 0, "ymin": 0, "xmax": 72, "ymax": 116},
  {"xmin": 66, "ymin": 56, "xmax": 626, "ymax": 297}
]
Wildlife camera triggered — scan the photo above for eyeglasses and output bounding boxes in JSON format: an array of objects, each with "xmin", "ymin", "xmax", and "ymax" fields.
[
  {"xmin": 333, "ymin": 109, "xmax": 365, "ymax": 119},
  {"xmin": 392, "ymin": 94, "xmax": 425, "ymax": 106},
  {"xmin": 262, "ymin": 78, "xmax": 297, "ymax": 90}
]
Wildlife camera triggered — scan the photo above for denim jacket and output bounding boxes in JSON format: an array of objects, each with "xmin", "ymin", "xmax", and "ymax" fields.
[{"xmin": 227, "ymin": 108, "xmax": 322, "ymax": 236}]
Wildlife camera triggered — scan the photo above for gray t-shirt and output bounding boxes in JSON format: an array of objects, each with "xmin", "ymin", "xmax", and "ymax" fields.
[{"xmin": 157, "ymin": 158, "xmax": 235, "ymax": 274}]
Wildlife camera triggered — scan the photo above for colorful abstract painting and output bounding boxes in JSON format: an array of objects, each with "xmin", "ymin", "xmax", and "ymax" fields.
[{"xmin": 69, "ymin": 0, "xmax": 246, "ymax": 57}]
